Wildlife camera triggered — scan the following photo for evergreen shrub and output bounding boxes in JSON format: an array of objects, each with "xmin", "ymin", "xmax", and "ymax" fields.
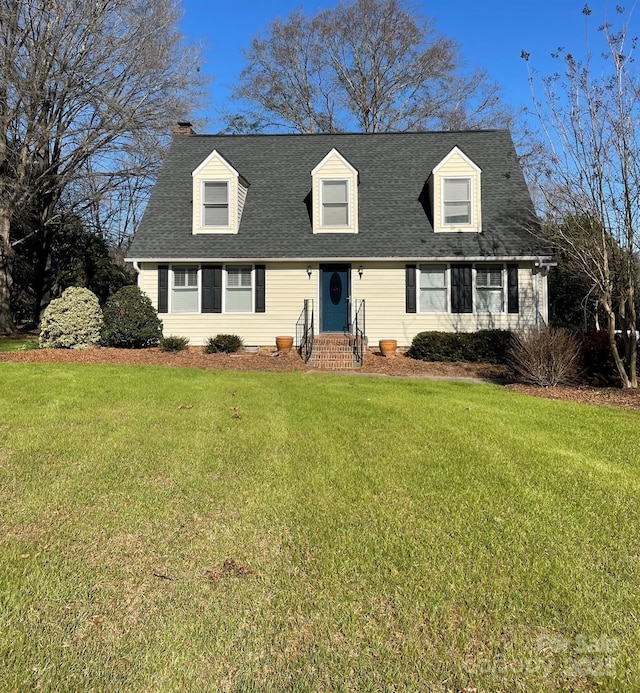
[
  {"xmin": 203, "ymin": 334, "xmax": 244, "ymax": 354},
  {"xmin": 101, "ymin": 286, "xmax": 162, "ymax": 348},
  {"xmin": 160, "ymin": 335, "xmax": 190, "ymax": 352},
  {"xmin": 407, "ymin": 330, "xmax": 513, "ymax": 364}
]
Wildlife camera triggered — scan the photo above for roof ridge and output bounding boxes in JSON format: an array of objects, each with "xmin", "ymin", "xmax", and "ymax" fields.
[{"xmin": 181, "ymin": 129, "xmax": 510, "ymax": 139}]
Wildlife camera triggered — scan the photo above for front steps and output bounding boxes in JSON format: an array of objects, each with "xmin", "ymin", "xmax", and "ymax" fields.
[{"xmin": 307, "ymin": 333, "xmax": 361, "ymax": 370}]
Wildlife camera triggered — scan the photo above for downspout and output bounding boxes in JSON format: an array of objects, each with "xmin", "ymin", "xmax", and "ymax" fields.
[
  {"xmin": 534, "ymin": 257, "xmax": 556, "ymax": 328},
  {"xmin": 131, "ymin": 261, "xmax": 142, "ymax": 289},
  {"xmin": 534, "ymin": 258, "xmax": 541, "ymax": 329}
]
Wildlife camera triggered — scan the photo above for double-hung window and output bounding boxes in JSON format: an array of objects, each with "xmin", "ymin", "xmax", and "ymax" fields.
[
  {"xmin": 412, "ymin": 263, "xmax": 512, "ymax": 314},
  {"xmin": 225, "ymin": 265, "xmax": 253, "ymax": 312},
  {"xmin": 203, "ymin": 181, "xmax": 229, "ymax": 227},
  {"xmin": 476, "ymin": 265, "xmax": 503, "ymax": 313},
  {"xmin": 443, "ymin": 178, "xmax": 471, "ymax": 225},
  {"xmin": 322, "ymin": 180, "xmax": 349, "ymax": 226},
  {"xmin": 172, "ymin": 266, "xmax": 199, "ymax": 313},
  {"xmin": 419, "ymin": 265, "xmax": 447, "ymax": 312}
]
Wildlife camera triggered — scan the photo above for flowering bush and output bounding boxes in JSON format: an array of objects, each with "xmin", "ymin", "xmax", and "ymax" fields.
[{"xmin": 39, "ymin": 287, "xmax": 103, "ymax": 349}]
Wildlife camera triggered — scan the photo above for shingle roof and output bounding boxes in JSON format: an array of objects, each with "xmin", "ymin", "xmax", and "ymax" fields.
[{"xmin": 127, "ymin": 130, "xmax": 550, "ymax": 260}]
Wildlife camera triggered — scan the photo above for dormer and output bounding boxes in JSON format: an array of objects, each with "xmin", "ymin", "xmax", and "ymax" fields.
[
  {"xmin": 311, "ymin": 148, "xmax": 359, "ymax": 234},
  {"xmin": 192, "ymin": 150, "xmax": 249, "ymax": 234},
  {"xmin": 430, "ymin": 146, "xmax": 482, "ymax": 233}
]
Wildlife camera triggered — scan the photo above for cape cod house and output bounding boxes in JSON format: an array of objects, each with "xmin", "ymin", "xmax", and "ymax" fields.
[{"xmin": 126, "ymin": 123, "xmax": 552, "ymax": 364}]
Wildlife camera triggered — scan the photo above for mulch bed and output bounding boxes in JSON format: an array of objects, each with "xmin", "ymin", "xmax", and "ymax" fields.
[{"xmin": 2, "ymin": 346, "xmax": 640, "ymax": 411}]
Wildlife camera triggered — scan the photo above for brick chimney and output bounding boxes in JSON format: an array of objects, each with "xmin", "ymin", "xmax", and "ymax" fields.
[{"xmin": 173, "ymin": 121, "xmax": 195, "ymax": 136}]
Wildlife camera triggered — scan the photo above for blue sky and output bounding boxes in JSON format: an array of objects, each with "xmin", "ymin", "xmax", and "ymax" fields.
[{"xmin": 179, "ymin": 0, "xmax": 631, "ymax": 129}]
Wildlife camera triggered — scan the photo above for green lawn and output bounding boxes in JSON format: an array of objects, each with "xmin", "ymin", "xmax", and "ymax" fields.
[
  {"xmin": 0, "ymin": 363, "xmax": 638, "ymax": 691},
  {"xmin": 0, "ymin": 336, "xmax": 38, "ymax": 352}
]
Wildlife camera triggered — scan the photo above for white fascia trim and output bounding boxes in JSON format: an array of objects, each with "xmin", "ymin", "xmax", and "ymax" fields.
[
  {"xmin": 432, "ymin": 146, "xmax": 482, "ymax": 174},
  {"xmin": 126, "ymin": 255, "xmax": 554, "ymax": 264},
  {"xmin": 311, "ymin": 148, "xmax": 359, "ymax": 176},
  {"xmin": 192, "ymin": 149, "xmax": 240, "ymax": 178}
]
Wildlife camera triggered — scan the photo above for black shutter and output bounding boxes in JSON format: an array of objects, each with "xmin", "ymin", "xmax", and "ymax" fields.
[
  {"xmin": 405, "ymin": 264, "xmax": 417, "ymax": 313},
  {"xmin": 507, "ymin": 264, "xmax": 519, "ymax": 314},
  {"xmin": 255, "ymin": 264, "xmax": 265, "ymax": 313},
  {"xmin": 158, "ymin": 265, "xmax": 168, "ymax": 313},
  {"xmin": 451, "ymin": 264, "xmax": 472, "ymax": 313},
  {"xmin": 201, "ymin": 265, "xmax": 222, "ymax": 313}
]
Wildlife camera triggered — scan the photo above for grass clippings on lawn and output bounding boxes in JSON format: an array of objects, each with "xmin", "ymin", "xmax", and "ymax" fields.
[{"xmin": 0, "ymin": 363, "xmax": 639, "ymax": 691}]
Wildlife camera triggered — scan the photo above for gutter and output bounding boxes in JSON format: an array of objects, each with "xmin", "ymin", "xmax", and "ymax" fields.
[{"xmin": 125, "ymin": 255, "xmax": 556, "ymax": 264}]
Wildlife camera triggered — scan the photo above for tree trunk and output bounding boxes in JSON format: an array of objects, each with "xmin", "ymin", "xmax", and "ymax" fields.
[
  {"xmin": 602, "ymin": 295, "xmax": 634, "ymax": 388},
  {"xmin": 0, "ymin": 209, "xmax": 16, "ymax": 334},
  {"xmin": 624, "ymin": 284, "xmax": 637, "ymax": 388},
  {"xmin": 32, "ymin": 223, "xmax": 54, "ymax": 324}
]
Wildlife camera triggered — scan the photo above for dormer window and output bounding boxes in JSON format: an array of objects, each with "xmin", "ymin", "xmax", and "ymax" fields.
[
  {"xmin": 443, "ymin": 178, "xmax": 472, "ymax": 225},
  {"xmin": 192, "ymin": 150, "xmax": 248, "ymax": 234},
  {"xmin": 322, "ymin": 180, "xmax": 349, "ymax": 227},
  {"xmin": 311, "ymin": 148, "xmax": 358, "ymax": 234},
  {"xmin": 431, "ymin": 147, "xmax": 482, "ymax": 232},
  {"xmin": 202, "ymin": 181, "xmax": 229, "ymax": 227}
]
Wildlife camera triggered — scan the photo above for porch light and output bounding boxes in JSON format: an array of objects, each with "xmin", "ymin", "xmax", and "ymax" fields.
[
  {"xmin": 306, "ymin": 265, "xmax": 313, "ymax": 278},
  {"xmin": 358, "ymin": 265, "xmax": 364, "ymax": 278}
]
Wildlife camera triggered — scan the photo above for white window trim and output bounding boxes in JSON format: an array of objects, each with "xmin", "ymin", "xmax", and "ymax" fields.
[
  {"xmin": 223, "ymin": 264, "xmax": 255, "ymax": 314},
  {"xmin": 170, "ymin": 265, "xmax": 200, "ymax": 314},
  {"xmin": 416, "ymin": 264, "xmax": 508, "ymax": 314},
  {"xmin": 320, "ymin": 178, "xmax": 351, "ymax": 229},
  {"xmin": 474, "ymin": 264, "xmax": 506, "ymax": 313},
  {"xmin": 417, "ymin": 264, "xmax": 449, "ymax": 314},
  {"xmin": 441, "ymin": 176, "xmax": 474, "ymax": 229},
  {"xmin": 201, "ymin": 179, "xmax": 232, "ymax": 230}
]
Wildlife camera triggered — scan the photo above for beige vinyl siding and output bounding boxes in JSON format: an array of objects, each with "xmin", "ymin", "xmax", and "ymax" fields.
[
  {"xmin": 192, "ymin": 153, "xmax": 237, "ymax": 234},
  {"xmin": 140, "ymin": 262, "xmax": 315, "ymax": 346},
  {"xmin": 351, "ymin": 262, "xmax": 541, "ymax": 346},
  {"xmin": 433, "ymin": 149, "xmax": 482, "ymax": 232},
  {"xmin": 312, "ymin": 152, "xmax": 358, "ymax": 233},
  {"xmin": 138, "ymin": 261, "xmax": 546, "ymax": 348},
  {"xmin": 138, "ymin": 262, "xmax": 158, "ymax": 305},
  {"xmin": 237, "ymin": 182, "xmax": 248, "ymax": 224}
]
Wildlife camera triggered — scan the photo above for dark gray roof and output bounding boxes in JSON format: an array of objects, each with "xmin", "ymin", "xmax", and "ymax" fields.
[{"xmin": 127, "ymin": 130, "xmax": 550, "ymax": 260}]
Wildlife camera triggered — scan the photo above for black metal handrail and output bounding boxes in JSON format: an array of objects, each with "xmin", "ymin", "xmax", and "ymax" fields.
[
  {"xmin": 295, "ymin": 299, "xmax": 314, "ymax": 362},
  {"xmin": 352, "ymin": 299, "xmax": 366, "ymax": 365}
]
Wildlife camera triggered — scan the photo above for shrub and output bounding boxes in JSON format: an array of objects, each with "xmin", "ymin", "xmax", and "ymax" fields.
[
  {"xmin": 39, "ymin": 287, "xmax": 103, "ymax": 349},
  {"xmin": 101, "ymin": 286, "xmax": 163, "ymax": 348},
  {"xmin": 471, "ymin": 330, "xmax": 514, "ymax": 364},
  {"xmin": 510, "ymin": 327, "xmax": 581, "ymax": 386},
  {"xmin": 407, "ymin": 330, "xmax": 513, "ymax": 365},
  {"xmin": 160, "ymin": 335, "xmax": 190, "ymax": 352},
  {"xmin": 203, "ymin": 334, "xmax": 244, "ymax": 354},
  {"xmin": 580, "ymin": 329, "xmax": 620, "ymax": 385}
]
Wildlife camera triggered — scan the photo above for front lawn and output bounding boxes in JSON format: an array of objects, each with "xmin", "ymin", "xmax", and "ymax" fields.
[
  {"xmin": 0, "ymin": 364, "xmax": 637, "ymax": 691},
  {"xmin": 0, "ymin": 336, "xmax": 38, "ymax": 352}
]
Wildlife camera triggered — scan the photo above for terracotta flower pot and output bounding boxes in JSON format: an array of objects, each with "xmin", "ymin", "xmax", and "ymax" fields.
[
  {"xmin": 379, "ymin": 339, "xmax": 397, "ymax": 358},
  {"xmin": 275, "ymin": 335, "xmax": 294, "ymax": 353}
]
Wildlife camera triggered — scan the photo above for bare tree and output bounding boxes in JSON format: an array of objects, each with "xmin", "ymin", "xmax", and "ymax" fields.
[
  {"xmin": 523, "ymin": 5, "xmax": 640, "ymax": 388},
  {"xmin": 232, "ymin": 0, "xmax": 511, "ymax": 134},
  {"xmin": 0, "ymin": 0, "xmax": 207, "ymax": 331}
]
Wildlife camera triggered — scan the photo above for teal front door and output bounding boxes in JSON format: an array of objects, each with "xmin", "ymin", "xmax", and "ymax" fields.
[{"xmin": 320, "ymin": 264, "xmax": 350, "ymax": 332}]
